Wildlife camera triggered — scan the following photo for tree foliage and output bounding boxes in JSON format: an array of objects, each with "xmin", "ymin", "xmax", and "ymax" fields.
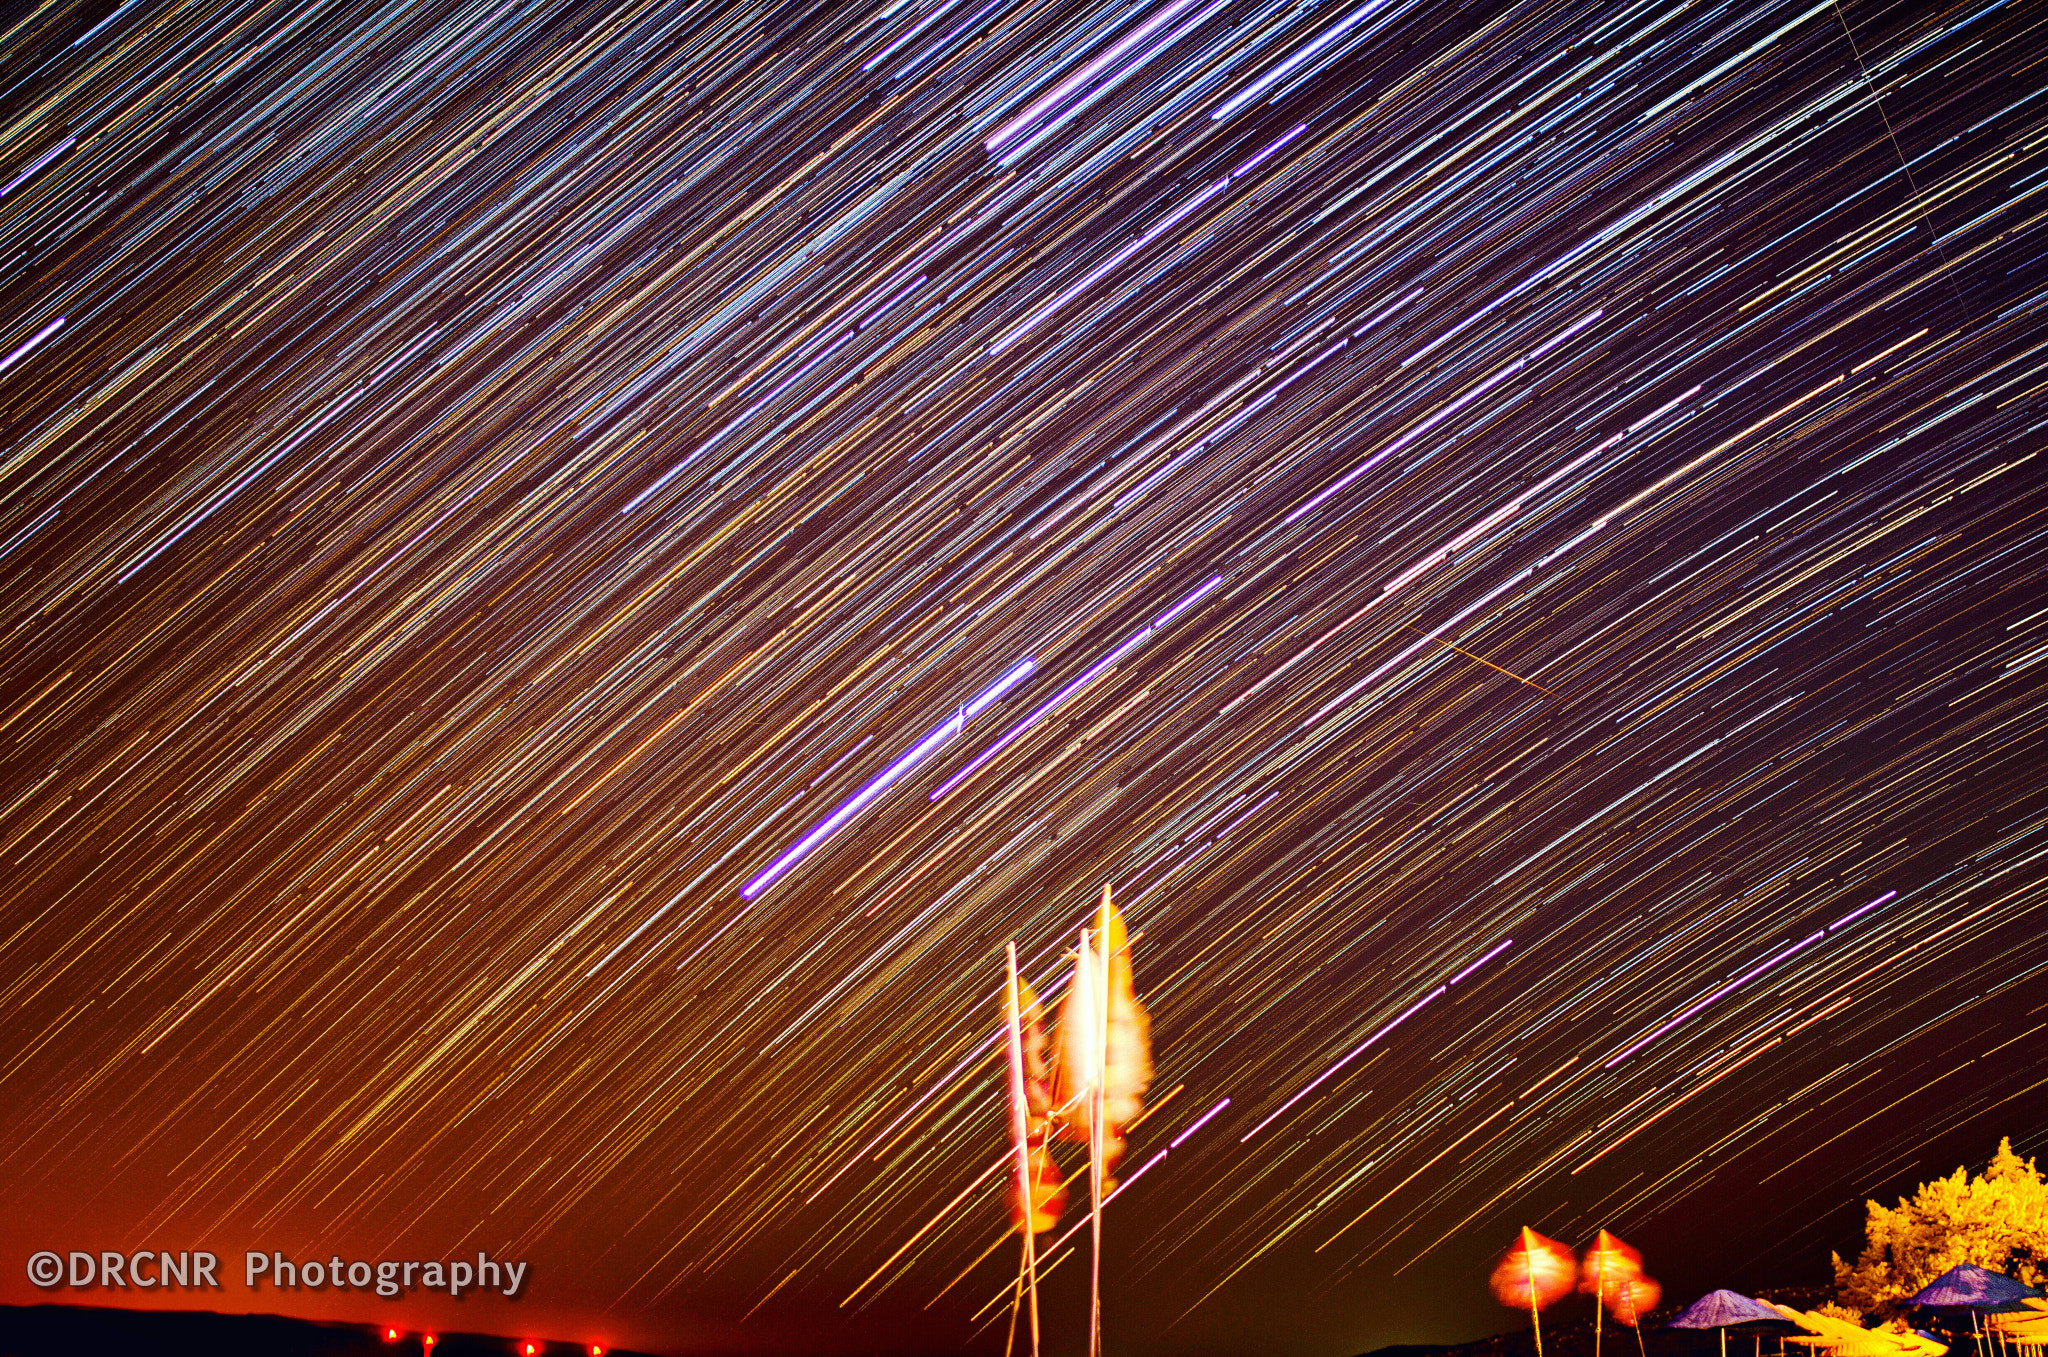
[{"xmin": 1833, "ymin": 1138, "xmax": 2048, "ymax": 1321}]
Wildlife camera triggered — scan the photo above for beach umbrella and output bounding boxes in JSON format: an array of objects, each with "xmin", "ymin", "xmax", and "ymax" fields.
[
  {"xmin": 1491, "ymin": 1228, "xmax": 1578, "ymax": 1357},
  {"xmin": 1582, "ymin": 1231, "xmax": 1655, "ymax": 1357},
  {"xmin": 1000, "ymin": 943, "xmax": 1054, "ymax": 1357},
  {"xmin": 1671, "ymin": 1291, "xmax": 1791, "ymax": 1327},
  {"xmin": 1668, "ymin": 1290, "xmax": 1795, "ymax": 1357},
  {"xmin": 1910, "ymin": 1266, "xmax": 2044, "ymax": 1357},
  {"xmin": 1583, "ymin": 1232, "xmax": 1645, "ymax": 1298},
  {"xmin": 1914, "ymin": 1267, "xmax": 2043, "ymax": 1310},
  {"xmin": 1048, "ymin": 884, "xmax": 1153, "ymax": 1357},
  {"xmin": 1911, "ymin": 1267, "xmax": 2043, "ymax": 1310}
]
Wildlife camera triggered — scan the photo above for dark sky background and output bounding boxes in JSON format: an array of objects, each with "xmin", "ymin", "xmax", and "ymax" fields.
[{"xmin": 0, "ymin": 0, "xmax": 2045, "ymax": 1351}]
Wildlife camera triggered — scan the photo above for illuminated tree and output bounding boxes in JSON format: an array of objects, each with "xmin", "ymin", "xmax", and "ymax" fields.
[{"xmin": 1833, "ymin": 1138, "xmax": 2048, "ymax": 1320}]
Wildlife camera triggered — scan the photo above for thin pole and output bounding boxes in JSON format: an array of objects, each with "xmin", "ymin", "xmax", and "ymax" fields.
[
  {"xmin": 1003, "ymin": 942, "xmax": 1040, "ymax": 1357},
  {"xmin": 1524, "ymin": 1229, "xmax": 1544, "ymax": 1357},
  {"xmin": 1005, "ymin": 1260, "xmax": 1023, "ymax": 1357},
  {"xmin": 1087, "ymin": 917, "xmax": 1106, "ymax": 1357},
  {"xmin": 1594, "ymin": 1248, "xmax": 1604, "ymax": 1357},
  {"xmin": 1091, "ymin": 881, "xmax": 1113, "ymax": 1357}
]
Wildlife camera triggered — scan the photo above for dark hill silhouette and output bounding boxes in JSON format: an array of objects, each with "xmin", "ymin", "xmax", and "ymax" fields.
[{"xmin": 0, "ymin": 1305, "xmax": 654, "ymax": 1357}]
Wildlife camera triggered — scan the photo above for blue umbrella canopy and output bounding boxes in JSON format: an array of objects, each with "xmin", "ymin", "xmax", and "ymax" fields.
[
  {"xmin": 1668, "ymin": 1291, "xmax": 1791, "ymax": 1330},
  {"xmin": 1909, "ymin": 1266, "xmax": 2043, "ymax": 1310}
]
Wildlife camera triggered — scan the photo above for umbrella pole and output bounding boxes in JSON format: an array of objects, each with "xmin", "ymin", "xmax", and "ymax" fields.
[
  {"xmin": 1005, "ymin": 1257, "xmax": 1023, "ymax": 1357},
  {"xmin": 1595, "ymin": 1253, "xmax": 1604, "ymax": 1357},
  {"xmin": 1524, "ymin": 1230, "xmax": 1544, "ymax": 1357},
  {"xmin": 1631, "ymin": 1291, "xmax": 1647, "ymax": 1357},
  {"xmin": 1087, "ymin": 923, "xmax": 1105, "ymax": 1357},
  {"xmin": 1003, "ymin": 943, "xmax": 1040, "ymax": 1357},
  {"xmin": 1722, "ymin": 1327, "xmax": 1728, "ymax": 1357},
  {"xmin": 1088, "ymin": 883, "xmax": 1118, "ymax": 1357}
]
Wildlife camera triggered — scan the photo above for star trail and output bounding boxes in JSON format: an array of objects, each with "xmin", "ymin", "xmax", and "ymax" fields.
[{"xmin": 0, "ymin": 0, "xmax": 2045, "ymax": 1351}]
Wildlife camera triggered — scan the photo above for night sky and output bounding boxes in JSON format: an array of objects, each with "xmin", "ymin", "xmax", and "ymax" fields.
[{"xmin": 1, "ymin": 0, "xmax": 2045, "ymax": 1351}]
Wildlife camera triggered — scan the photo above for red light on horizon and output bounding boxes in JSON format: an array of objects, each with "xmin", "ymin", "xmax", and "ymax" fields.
[
  {"xmin": 385, "ymin": 1329, "xmax": 400, "ymax": 1343},
  {"xmin": 592, "ymin": 1346, "xmax": 606, "ymax": 1356}
]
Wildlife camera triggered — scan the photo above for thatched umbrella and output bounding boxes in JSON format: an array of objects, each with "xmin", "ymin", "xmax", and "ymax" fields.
[
  {"xmin": 1910, "ymin": 1267, "xmax": 2044, "ymax": 1357},
  {"xmin": 1668, "ymin": 1290, "xmax": 1797, "ymax": 1357},
  {"xmin": 1490, "ymin": 1228, "xmax": 1579, "ymax": 1357},
  {"xmin": 1912, "ymin": 1268, "xmax": 2043, "ymax": 1310},
  {"xmin": 1584, "ymin": 1232, "xmax": 1647, "ymax": 1357}
]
